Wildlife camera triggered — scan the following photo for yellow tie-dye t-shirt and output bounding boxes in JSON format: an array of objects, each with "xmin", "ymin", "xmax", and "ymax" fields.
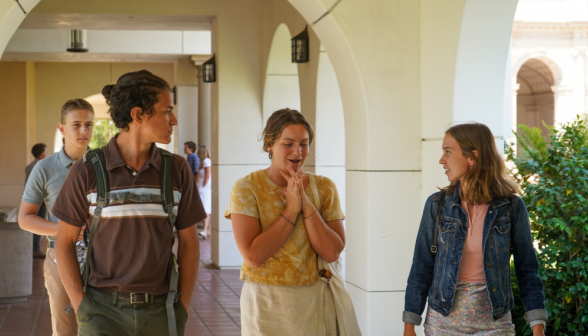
[{"xmin": 224, "ymin": 170, "xmax": 345, "ymax": 286}]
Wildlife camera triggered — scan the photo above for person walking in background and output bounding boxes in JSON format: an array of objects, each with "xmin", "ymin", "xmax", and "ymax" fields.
[
  {"xmin": 184, "ymin": 141, "xmax": 200, "ymax": 181},
  {"xmin": 403, "ymin": 123, "xmax": 547, "ymax": 336},
  {"xmin": 196, "ymin": 145, "xmax": 212, "ymax": 239},
  {"xmin": 25, "ymin": 143, "xmax": 48, "ymax": 259},
  {"xmin": 18, "ymin": 99, "xmax": 95, "ymax": 336},
  {"xmin": 226, "ymin": 109, "xmax": 346, "ymax": 335}
]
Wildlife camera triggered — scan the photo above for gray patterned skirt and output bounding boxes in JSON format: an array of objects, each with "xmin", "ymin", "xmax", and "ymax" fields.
[{"xmin": 424, "ymin": 282, "xmax": 515, "ymax": 335}]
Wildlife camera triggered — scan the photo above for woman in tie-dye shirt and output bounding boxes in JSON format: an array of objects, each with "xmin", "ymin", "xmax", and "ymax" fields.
[{"xmin": 225, "ymin": 109, "xmax": 345, "ymax": 335}]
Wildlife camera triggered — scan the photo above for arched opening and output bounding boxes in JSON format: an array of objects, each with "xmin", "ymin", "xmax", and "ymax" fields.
[
  {"xmin": 516, "ymin": 58, "xmax": 555, "ymax": 137},
  {"xmin": 314, "ymin": 44, "xmax": 346, "ymax": 275},
  {"xmin": 263, "ymin": 23, "xmax": 301, "ymax": 125}
]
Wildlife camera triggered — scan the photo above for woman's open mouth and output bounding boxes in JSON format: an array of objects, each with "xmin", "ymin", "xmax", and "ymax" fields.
[{"xmin": 288, "ymin": 159, "xmax": 302, "ymax": 165}]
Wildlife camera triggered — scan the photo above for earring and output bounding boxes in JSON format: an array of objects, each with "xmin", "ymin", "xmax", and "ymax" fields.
[{"xmin": 269, "ymin": 152, "xmax": 273, "ymax": 159}]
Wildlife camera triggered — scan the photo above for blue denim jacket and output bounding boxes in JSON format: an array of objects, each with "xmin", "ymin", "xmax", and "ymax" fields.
[{"xmin": 403, "ymin": 185, "xmax": 548, "ymax": 326}]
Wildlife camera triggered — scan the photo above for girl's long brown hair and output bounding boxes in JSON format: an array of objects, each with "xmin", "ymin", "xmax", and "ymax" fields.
[{"xmin": 443, "ymin": 123, "xmax": 519, "ymax": 204}]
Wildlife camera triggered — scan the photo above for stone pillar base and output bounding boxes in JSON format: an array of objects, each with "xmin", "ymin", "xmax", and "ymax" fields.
[{"xmin": 0, "ymin": 222, "xmax": 33, "ymax": 304}]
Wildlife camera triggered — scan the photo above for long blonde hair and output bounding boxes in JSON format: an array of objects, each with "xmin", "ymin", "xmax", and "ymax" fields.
[
  {"xmin": 443, "ymin": 123, "xmax": 519, "ymax": 204},
  {"xmin": 198, "ymin": 145, "xmax": 210, "ymax": 171}
]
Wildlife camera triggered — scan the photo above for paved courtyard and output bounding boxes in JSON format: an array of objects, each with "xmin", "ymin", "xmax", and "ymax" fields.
[{"xmin": 0, "ymin": 237, "xmax": 243, "ymax": 336}]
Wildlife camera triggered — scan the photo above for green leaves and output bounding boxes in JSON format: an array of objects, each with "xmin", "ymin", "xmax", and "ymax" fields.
[
  {"xmin": 508, "ymin": 117, "xmax": 588, "ymax": 335},
  {"xmin": 89, "ymin": 119, "xmax": 119, "ymax": 149}
]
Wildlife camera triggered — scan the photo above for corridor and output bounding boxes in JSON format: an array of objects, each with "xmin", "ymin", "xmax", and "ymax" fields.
[{"xmin": 0, "ymin": 238, "xmax": 243, "ymax": 336}]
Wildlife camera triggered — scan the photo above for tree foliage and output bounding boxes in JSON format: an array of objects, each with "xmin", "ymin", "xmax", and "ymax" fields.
[
  {"xmin": 507, "ymin": 117, "xmax": 588, "ymax": 336},
  {"xmin": 89, "ymin": 119, "xmax": 119, "ymax": 149}
]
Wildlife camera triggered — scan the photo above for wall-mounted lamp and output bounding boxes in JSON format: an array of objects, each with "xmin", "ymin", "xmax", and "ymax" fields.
[
  {"xmin": 66, "ymin": 30, "xmax": 88, "ymax": 52},
  {"xmin": 291, "ymin": 26, "xmax": 309, "ymax": 63},
  {"xmin": 203, "ymin": 54, "xmax": 216, "ymax": 83}
]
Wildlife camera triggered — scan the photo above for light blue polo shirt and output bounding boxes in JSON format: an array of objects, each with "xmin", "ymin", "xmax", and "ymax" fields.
[{"xmin": 22, "ymin": 147, "xmax": 75, "ymax": 242}]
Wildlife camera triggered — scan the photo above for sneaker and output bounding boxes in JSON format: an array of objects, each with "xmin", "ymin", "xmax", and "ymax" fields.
[{"xmin": 33, "ymin": 250, "xmax": 46, "ymax": 258}]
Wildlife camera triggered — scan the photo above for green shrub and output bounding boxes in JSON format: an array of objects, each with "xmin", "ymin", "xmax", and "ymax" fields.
[{"xmin": 507, "ymin": 116, "xmax": 588, "ymax": 336}]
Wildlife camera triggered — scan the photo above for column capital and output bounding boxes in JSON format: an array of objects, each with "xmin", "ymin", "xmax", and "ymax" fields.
[{"xmin": 190, "ymin": 54, "xmax": 212, "ymax": 67}]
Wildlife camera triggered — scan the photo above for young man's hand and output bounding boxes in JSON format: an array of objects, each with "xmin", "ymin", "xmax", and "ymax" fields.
[
  {"xmin": 73, "ymin": 293, "xmax": 86, "ymax": 313},
  {"xmin": 55, "ymin": 220, "xmax": 86, "ymax": 314},
  {"xmin": 177, "ymin": 225, "xmax": 200, "ymax": 315}
]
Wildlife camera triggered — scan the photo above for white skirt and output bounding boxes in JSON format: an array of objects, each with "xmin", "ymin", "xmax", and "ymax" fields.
[
  {"xmin": 240, "ymin": 280, "xmax": 338, "ymax": 336},
  {"xmin": 198, "ymin": 189, "xmax": 211, "ymax": 214}
]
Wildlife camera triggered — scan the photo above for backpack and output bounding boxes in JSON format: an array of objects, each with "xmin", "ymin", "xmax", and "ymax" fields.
[
  {"xmin": 431, "ymin": 191, "xmax": 515, "ymax": 255},
  {"xmin": 83, "ymin": 147, "xmax": 180, "ymax": 336}
]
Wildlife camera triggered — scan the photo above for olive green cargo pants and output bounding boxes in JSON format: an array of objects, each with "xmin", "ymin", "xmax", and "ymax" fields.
[{"xmin": 76, "ymin": 288, "xmax": 188, "ymax": 336}]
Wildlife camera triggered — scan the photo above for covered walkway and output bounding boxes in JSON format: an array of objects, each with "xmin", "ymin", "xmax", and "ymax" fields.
[{"xmin": 0, "ymin": 238, "xmax": 243, "ymax": 336}]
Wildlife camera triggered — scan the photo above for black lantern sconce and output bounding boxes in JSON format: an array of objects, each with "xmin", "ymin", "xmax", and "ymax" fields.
[
  {"xmin": 66, "ymin": 30, "xmax": 89, "ymax": 52},
  {"xmin": 203, "ymin": 54, "xmax": 216, "ymax": 83},
  {"xmin": 291, "ymin": 26, "xmax": 309, "ymax": 63}
]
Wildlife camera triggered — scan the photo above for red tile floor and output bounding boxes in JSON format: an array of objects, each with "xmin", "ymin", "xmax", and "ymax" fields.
[{"xmin": 0, "ymin": 237, "xmax": 243, "ymax": 335}]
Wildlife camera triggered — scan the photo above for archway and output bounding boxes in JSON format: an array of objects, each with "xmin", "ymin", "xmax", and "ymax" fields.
[
  {"xmin": 314, "ymin": 43, "xmax": 346, "ymax": 274},
  {"xmin": 516, "ymin": 58, "xmax": 555, "ymax": 137},
  {"xmin": 263, "ymin": 23, "xmax": 300, "ymax": 125}
]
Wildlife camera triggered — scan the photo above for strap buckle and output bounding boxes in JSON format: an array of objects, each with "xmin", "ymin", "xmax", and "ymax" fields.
[
  {"xmin": 130, "ymin": 293, "xmax": 145, "ymax": 304},
  {"xmin": 430, "ymin": 245, "xmax": 438, "ymax": 253}
]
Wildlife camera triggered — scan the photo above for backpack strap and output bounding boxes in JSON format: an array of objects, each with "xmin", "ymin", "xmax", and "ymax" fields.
[
  {"xmin": 83, "ymin": 148, "xmax": 110, "ymax": 293},
  {"xmin": 432, "ymin": 191, "xmax": 446, "ymax": 254},
  {"xmin": 158, "ymin": 148, "xmax": 179, "ymax": 336},
  {"xmin": 159, "ymin": 148, "xmax": 176, "ymax": 230}
]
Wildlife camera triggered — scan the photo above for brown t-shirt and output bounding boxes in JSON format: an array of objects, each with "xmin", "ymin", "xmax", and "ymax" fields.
[{"xmin": 52, "ymin": 136, "xmax": 206, "ymax": 294}]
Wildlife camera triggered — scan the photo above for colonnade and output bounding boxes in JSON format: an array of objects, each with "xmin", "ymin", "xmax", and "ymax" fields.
[{"xmin": 0, "ymin": 0, "xmax": 523, "ymax": 334}]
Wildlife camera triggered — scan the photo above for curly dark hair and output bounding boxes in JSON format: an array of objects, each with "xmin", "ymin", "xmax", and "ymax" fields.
[{"xmin": 102, "ymin": 70, "xmax": 171, "ymax": 131}]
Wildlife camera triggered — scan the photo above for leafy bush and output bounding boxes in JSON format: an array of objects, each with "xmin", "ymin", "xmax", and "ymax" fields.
[{"xmin": 507, "ymin": 117, "xmax": 588, "ymax": 336}]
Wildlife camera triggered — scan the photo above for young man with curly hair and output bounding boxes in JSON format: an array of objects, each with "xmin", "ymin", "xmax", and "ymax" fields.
[{"xmin": 53, "ymin": 70, "xmax": 205, "ymax": 336}]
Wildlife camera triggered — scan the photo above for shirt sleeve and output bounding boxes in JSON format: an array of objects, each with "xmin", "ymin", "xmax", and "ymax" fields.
[
  {"xmin": 317, "ymin": 175, "xmax": 345, "ymax": 222},
  {"xmin": 195, "ymin": 157, "xmax": 200, "ymax": 174},
  {"xmin": 22, "ymin": 163, "xmax": 46, "ymax": 206},
  {"xmin": 175, "ymin": 156, "xmax": 207, "ymax": 230},
  {"xmin": 187, "ymin": 155, "xmax": 196, "ymax": 174},
  {"xmin": 224, "ymin": 178, "xmax": 259, "ymax": 220},
  {"xmin": 204, "ymin": 158, "xmax": 212, "ymax": 168},
  {"xmin": 51, "ymin": 160, "xmax": 91, "ymax": 227}
]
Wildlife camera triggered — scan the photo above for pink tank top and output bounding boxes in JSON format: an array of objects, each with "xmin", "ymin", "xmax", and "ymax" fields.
[{"xmin": 458, "ymin": 200, "xmax": 488, "ymax": 282}]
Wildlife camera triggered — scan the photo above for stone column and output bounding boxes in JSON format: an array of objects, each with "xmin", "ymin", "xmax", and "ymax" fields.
[
  {"xmin": 190, "ymin": 56, "xmax": 212, "ymax": 150},
  {"xmin": 174, "ymin": 57, "xmax": 200, "ymax": 154},
  {"xmin": 198, "ymin": 66, "xmax": 212, "ymax": 150}
]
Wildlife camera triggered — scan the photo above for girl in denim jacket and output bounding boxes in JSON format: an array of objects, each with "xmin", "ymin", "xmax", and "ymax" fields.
[{"xmin": 403, "ymin": 123, "xmax": 547, "ymax": 336}]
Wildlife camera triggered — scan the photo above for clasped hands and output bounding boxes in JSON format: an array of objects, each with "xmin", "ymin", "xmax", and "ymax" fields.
[{"xmin": 280, "ymin": 166, "xmax": 316, "ymax": 219}]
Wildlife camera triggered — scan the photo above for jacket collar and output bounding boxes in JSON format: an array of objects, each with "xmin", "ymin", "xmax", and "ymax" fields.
[
  {"xmin": 446, "ymin": 182, "xmax": 510, "ymax": 209},
  {"xmin": 104, "ymin": 134, "xmax": 161, "ymax": 171}
]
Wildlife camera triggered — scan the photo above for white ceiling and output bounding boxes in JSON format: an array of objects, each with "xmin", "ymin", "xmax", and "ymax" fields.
[{"xmin": 18, "ymin": 13, "xmax": 213, "ymax": 31}]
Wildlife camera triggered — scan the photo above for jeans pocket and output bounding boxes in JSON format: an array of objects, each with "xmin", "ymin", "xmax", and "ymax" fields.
[{"xmin": 75, "ymin": 294, "xmax": 91, "ymax": 323}]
